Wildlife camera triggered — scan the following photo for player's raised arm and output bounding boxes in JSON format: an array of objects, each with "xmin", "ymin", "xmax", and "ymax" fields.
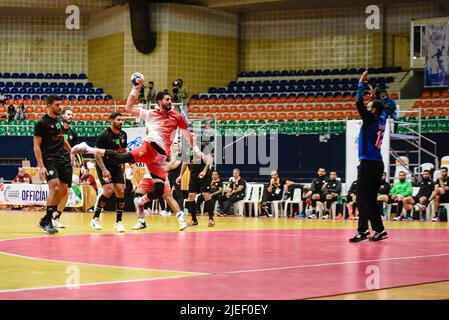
[
  {"xmin": 126, "ymin": 75, "xmax": 145, "ymax": 117},
  {"xmin": 356, "ymin": 71, "xmax": 375, "ymax": 123}
]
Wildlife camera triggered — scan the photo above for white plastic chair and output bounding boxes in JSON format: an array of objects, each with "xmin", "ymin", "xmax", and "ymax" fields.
[
  {"xmin": 239, "ymin": 183, "xmax": 264, "ymax": 217},
  {"xmin": 234, "ymin": 184, "xmax": 252, "ymax": 216},
  {"xmin": 282, "ymin": 188, "xmax": 302, "ymax": 218},
  {"xmin": 394, "ymin": 156, "xmax": 411, "ymax": 182},
  {"xmin": 441, "ymin": 156, "xmax": 449, "ymax": 170}
]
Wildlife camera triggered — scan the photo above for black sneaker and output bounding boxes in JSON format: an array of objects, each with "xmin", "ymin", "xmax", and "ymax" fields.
[
  {"xmin": 43, "ymin": 223, "xmax": 58, "ymax": 235},
  {"xmin": 369, "ymin": 230, "xmax": 388, "ymax": 241},
  {"xmin": 349, "ymin": 230, "xmax": 370, "ymax": 243},
  {"xmin": 188, "ymin": 220, "xmax": 199, "ymax": 226}
]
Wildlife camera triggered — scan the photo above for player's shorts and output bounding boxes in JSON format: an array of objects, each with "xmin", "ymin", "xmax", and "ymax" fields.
[
  {"xmin": 96, "ymin": 165, "xmax": 124, "ymax": 185},
  {"xmin": 320, "ymin": 192, "xmax": 338, "ymax": 202},
  {"xmin": 413, "ymin": 195, "xmax": 429, "ymax": 205},
  {"xmin": 44, "ymin": 160, "xmax": 72, "ymax": 187},
  {"xmin": 189, "ymin": 177, "xmax": 212, "ymax": 194},
  {"xmin": 440, "ymin": 192, "xmax": 449, "ymax": 203},
  {"xmin": 138, "ymin": 178, "xmax": 171, "ymax": 194},
  {"xmin": 131, "ymin": 141, "xmax": 168, "ymax": 180}
]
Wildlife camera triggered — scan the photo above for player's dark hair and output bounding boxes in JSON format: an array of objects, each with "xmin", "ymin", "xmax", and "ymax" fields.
[
  {"xmin": 371, "ymin": 100, "xmax": 385, "ymax": 119},
  {"xmin": 156, "ymin": 91, "xmax": 171, "ymax": 102},
  {"xmin": 441, "ymin": 167, "xmax": 448, "ymax": 172},
  {"xmin": 47, "ymin": 94, "xmax": 62, "ymax": 106},
  {"xmin": 423, "ymin": 170, "xmax": 431, "ymax": 174},
  {"xmin": 110, "ymin": 112, "xmax": 122, "ymax": 120},
  {"xmin": 399, "ymin": 171, "xmax": 406, "ymax": 175}
]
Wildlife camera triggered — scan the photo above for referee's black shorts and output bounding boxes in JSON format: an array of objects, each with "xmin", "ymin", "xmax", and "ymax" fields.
[{"xmin": 96, "ymin": 165, "xmax": 124, "ymax": 185}]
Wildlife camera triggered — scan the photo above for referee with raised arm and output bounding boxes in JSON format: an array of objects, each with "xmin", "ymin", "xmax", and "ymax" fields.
[{"xmin": 349, "ymin": 71, "xmax": 388, "ymax": 242}]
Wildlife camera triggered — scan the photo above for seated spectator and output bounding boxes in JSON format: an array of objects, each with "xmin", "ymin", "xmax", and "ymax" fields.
[
  {"xmin": 320, "ymin": 171, "xmax": 342, "ymax": 219},
  {"xmin": 305, "ymin": 168, "xmax": 329, "ymax": 219},
  {"xmin": 391, "ymin": 171, "xmax": 413, "ymax": 220},
  {"xmin": 14, "ymin": 103, "xmax": 26, "ymax": 121},
  {"xmin": 344, "ymin": 179, "xmax": 358, "ymax": 220},
  {"xmin": 146, "ymin": 81, "xmax": 156, "ymax": 104},
  {"xmin": 429, "ymin": 167, "xmax": 449, "ymax": 222},
  {"xmin": 377, "ymin": 88, "xmax": 399, "ymax": 124},
  {"xmin": 7, "ymin": 104, "xmax": 16, "ymax": 121},
  {"xmin": 80, "ymin": 166, "xmax": 98, "ymax": 193},
  {"xmin": 399, "ymin": 170, "xmax": 434, "ymax": 221},
  {"xmin": 260, "ymin": 170, "xmax": 284, "ymax": 217},
  {"xmin": 0, "ymin": 89, "xmax": 5, "ymax": 105},
  {"xmin": 12, "ymin": 168, "xmax": 32, "ymax": 184},
  {"xmin": 377, "ymin": 172, "xmax": 391, "ymax": 219},
  {"xmin": 218, "ymin": 169, "xmax": 246, "ymax": 216},
  {"xmin": 198, "ymin": 170, "xmax": 223, "ymax": 215}
]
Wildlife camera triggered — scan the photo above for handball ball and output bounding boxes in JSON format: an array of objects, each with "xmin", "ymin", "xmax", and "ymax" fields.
[{"xmin": 131, "ymin": 72, "xmax": 144, "ymax": 86}]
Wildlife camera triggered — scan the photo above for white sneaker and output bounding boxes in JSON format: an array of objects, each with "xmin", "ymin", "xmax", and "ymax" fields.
[
  {"xmin": 52, "ymin": 219, "xmax": 66, "ymax": 228},
  {"xmin": 432, "ymin": 217, "xmax": 440, "ymax": 222},
  {"xmin": 91, "ymin": 218, "xmax": 102, "ymax": 230},
  {"xmin": 177, "ymin": 214, "xmax": 188, "ymax": 231},
  {"xmin": 132, "ymin": 220, "xmax": 147, "ymax": 230},
  {"xmin": 308, "ymin": 214, "xmax": 317, "ymax": 219},
  {"xmin": 114, "ymin": 222, "xmax": 125, "ymax": 232},
  {"xmin": 322, "ymin": 214, "xmax": 329, "ymax": 220},
  {"xmin": 160, "ymin": 210, "xmax": 170, "ymax": 216},
  {"xmin": 71, "ymin": 142, "xmax": 90, "ymax": 155},
  {"xmin": 393, "ymin": 216, "xmax": 402, "ymax": 221}
]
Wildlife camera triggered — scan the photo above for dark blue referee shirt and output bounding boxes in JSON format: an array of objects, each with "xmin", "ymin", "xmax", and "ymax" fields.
[{"xmin": 356, "ymin": 83, "xmax": 387, "ymax": 161}]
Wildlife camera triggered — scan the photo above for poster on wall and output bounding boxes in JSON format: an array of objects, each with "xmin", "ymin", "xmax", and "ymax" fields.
[
  {"xmin": 425, "ymin": 23, "xmax": 449, "ymax": 88},
  {"xmin": 0, "ymin": 183, "xmax": 83, "ymax": 207},
  {"xmin": 123, "ymin": 126, "xmax": 147, "ymax": 167},
  {"xmin": 345, "ymin": 119, "xmax": 390, "ymax": 187}
]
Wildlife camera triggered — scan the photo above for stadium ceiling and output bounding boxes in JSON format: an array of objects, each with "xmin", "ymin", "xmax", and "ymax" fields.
[{"xmin": 203, "ymin": 0, "xmax": 448, "ymax": 12}]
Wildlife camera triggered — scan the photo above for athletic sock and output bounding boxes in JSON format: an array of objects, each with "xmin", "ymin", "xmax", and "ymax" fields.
[
  {"xmin": 45, "ymin": 205, "xmax": 57, "ymax": 224},
  {"xmin": 116, "ymin": 197, "xmax": 125, "ymax": 222},
  {"xmin": 94, "ymin": 194, "xmax": 109, "ymax": 219},
  {"xmin": 406, "ymin": 209, "xmax": 412, "ymax": 218},
  {"xmin": 204, "ymin": 199, "xmax": 213, "ymax": 219},
  {"xmin": 186, "ymin": 200, "xmax": 197, "ymax": 221}
]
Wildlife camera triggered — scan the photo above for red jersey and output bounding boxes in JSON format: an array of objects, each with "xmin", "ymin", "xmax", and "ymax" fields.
[
  {"xmin": 13, "ymin": 173, "xmax": 32, "ymax": 183},
  {"xmin": 138, "ymin": 108, "xmax": 188, "ymax": 156},
  {"xmin": 81, "ymin": 174, "xmax": 98, "ymax": 192}
]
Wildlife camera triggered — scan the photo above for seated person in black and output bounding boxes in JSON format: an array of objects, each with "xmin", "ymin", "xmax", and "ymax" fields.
[
  {"xmin": 401, "ymin": 170, "xmax": 434, "ymax": 221},
  {"xmin": 320, "ymin": 171, "xmax": 342, "ymax": 219},
  {"xmin": 304, "ymin": 168, "xmax": 329, "ymax": 218},
  {"xmin": 429, "ymin": 167, "xmax": 449, "ymax": 222},
  {"xmin": 260, "ymin": 170, "xmax": 284, "ymax": 216},
  {"xmin": 218, "ymin": 169, "xmax": 246, "ymax": 216}
]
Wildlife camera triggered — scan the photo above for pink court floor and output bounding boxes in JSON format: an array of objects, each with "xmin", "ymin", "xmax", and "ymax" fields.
[{"xmin": 1, "ymin": 227, "xmax": 449, "ymax": 300}]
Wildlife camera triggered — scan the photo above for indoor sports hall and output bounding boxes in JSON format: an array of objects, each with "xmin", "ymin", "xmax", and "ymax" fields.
[{"xmin": 1, "ymin": 0, "xmax": 449, "ymax": 301}]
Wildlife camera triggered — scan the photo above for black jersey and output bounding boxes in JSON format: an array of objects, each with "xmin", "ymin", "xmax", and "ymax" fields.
[
  {"xmin": 415, "ymin": 178, "xmax": 434, "ymax": 198},
  {"xmin": 210, "ymin": 179, "xmax": 223, "ymax": 193},
  {"xmin": 62, "ymin": 126, "xmax": 78, "ymax": 159},
  {"xmin": 96, "ymin": 128, "xmax": 127, "ymax": 169},
  {"xmin": 435, "ymin": 176, "xmax": 449, "ymax": 190},
  {"xmin": 310, "ymin": 175, "xmax": 329, "ymax": 193},
  {"xmin": 34, "ymin": 114, "xmax": 66, "ymax": 163},
  {"xmin": 230, "ymin": 177, "xmax": 246, "ymax": 196},
  {"xmin": 378, "ymin": 180, "xmax": 391, "ymax": 195},
  {"xmin": 63, "ymin": 126, "xmax": 78, "ymax": 147}
]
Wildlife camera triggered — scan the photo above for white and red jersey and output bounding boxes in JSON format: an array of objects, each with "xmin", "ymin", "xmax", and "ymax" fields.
[{"xmin": 138, "ymin": 108, "xmax": 188, "ymax": 156}]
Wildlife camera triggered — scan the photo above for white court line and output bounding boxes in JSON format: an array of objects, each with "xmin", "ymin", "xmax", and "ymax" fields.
[
  {"xmin": 0, "ymin": 274, "xmax": 202, "ymax": 294},
  {"xmin": 0, "ymin": 251, "xmax": 207, "ymax": 276},
  {"xmin": 221, "ymin": 252, "xmax": 449, "ymax": 275}
]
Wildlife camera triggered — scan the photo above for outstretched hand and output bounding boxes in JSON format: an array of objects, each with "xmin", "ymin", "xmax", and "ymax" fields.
[{"xmin": 359, "ymin": 70, "xmax": 369, "ymax": 84}]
